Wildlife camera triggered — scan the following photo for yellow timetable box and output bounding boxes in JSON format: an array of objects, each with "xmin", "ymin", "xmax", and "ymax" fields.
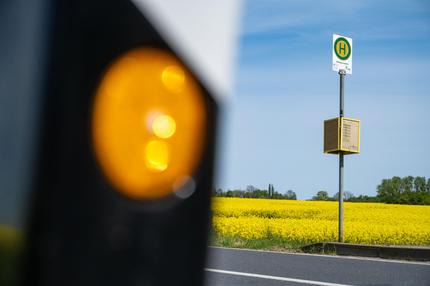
[{"xmin": 324, "ymin": 117, "xmax": 360, "ymax": 154}]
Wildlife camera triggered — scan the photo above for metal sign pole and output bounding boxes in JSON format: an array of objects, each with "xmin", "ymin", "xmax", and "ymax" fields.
[{"xmin": 338, "ymin": 69, "xmax": 345, "ymax": 243}]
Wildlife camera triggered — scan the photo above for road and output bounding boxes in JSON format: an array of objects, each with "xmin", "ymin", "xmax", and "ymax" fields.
[{"xmin": 205, "ymin": 247, "xmax": 430, "ymax": 286}]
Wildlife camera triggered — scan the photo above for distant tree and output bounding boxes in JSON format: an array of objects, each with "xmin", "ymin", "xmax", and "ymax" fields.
[
  {"xmin": 332, "ymin": 192, "xmax": 337, "ymax": 200},
  {"xmin": 285, "ymin": 190, "xmax": 297, "ymax": 200},
  {"xmin": 414, "ymin": 177, "xmax": 426, "ymax": 193},
  {"xmin": 212, "ymin": 188, "xmax": 224, "ymax": 196},
  {"xmin": 312, "ymin": 191, "xmax": 329, "ymax": 201},
  {"xmin": 246, "ymin": 185, "xmax": 256, "ymax": 193},
  {"xmin": 257, "ymin": 189, "xmax": 269, "ymax": 198},
  {"xmin": 268, "ymin": 184, "xmax": 274, "ymax": 198},
  {"xmin": 234, "ymin": 189, "xmax": 245, "ymax": 198},
  {"xmin": 377, "ymin": 177, "xmax": 401, "ymax": 204},
  {"xmin": 332, "ymin": 191, "xmax": 355, "ymax": 201},
  {"xmin": 272, "ymin": 191, "xmax": 285, "ymax": 200},
  {"xmin": 403, "ymin": 176, "xmax": 414, "ymax": 192}
]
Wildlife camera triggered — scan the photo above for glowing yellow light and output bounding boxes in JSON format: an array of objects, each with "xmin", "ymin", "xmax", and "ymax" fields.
[
  {"xmin": 92, "ymin": 48, "xmax": 206, "ymax": 199},
  {"xmin": 162, "ymin": 66, "xmax": 185, "ymax": 92},
  {"xmin": 152, "ymin": 114, "xmax": 176, "ymax": 139},
  {"xmin": 145, "ymin": 140, "xmax": 169, "ymax": 171}
]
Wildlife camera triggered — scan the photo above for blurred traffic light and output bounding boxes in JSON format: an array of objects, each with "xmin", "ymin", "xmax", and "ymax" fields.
[{"xmin": 17, "ymin": 1, "xmax": 218, "ymax": 285}]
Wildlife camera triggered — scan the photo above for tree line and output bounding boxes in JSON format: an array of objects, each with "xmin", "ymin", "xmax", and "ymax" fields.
[
  {"xmin": 213, "ymin": 184, "xmax": 297, "ymax": 200},
  {"xmin": 376, "ymin": 176, "xmax": 430, "ymax": 205},
  {"xmin": 311, "ymin": 176, "xmax": 430, "ymax": 205},
  {"xmin": 311, "ymin": 190, "xmax": 379, "ymax": 202},
  {"xmin": 215, "ymin": 176, "xmax": 430, "ymax": 205}
]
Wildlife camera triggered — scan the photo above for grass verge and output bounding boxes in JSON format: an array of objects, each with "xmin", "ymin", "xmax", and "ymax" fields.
[{"xmin": 210, "ymin": 233, "xmax": 306, "ymax": 252}]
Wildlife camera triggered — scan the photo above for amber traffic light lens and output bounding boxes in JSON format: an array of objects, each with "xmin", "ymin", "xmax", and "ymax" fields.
[{"xmin": 92, "ymin": 48, "xmax": 206, "ymax": 199}]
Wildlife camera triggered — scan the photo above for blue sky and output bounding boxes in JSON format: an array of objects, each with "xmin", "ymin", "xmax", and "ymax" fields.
[{"xmin": 217, "ymin": 0, "xmax": 430, "ymax": 199}]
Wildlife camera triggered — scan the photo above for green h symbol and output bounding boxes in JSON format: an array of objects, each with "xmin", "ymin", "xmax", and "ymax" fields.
[{"xmin": 339, "ymin": 42, "xmax": 346, "ymax": 55}]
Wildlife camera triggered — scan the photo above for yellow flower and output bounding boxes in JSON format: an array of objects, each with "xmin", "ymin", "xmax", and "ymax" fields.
[{"xmin": 212, "ymin": 198, "xmax": 430, "ymax": 245}]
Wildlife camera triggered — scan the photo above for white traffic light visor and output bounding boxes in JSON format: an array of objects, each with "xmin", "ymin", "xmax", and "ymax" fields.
[{"xmin": 132, "ymin": 0, "xmax": 242, "ymax": 103}]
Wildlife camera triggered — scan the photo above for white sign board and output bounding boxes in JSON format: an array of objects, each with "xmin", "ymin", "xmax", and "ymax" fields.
[{"xmin": 332, "ymin": 34, "xmax": 352, "ymax": 75}]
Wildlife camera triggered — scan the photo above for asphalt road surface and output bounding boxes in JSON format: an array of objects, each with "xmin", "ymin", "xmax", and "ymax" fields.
[{"xmin": 205, "ymin": 247, "xmax": 430, "ymax": 286}]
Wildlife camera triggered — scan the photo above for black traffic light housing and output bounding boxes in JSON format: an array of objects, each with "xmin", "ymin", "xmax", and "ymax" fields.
[{"xmin": 22, "ymin": 1, "xmax": 217, "ymax": 285}]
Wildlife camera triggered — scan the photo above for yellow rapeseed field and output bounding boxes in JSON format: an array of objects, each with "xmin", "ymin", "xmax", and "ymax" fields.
[{"xmin": 212, "ymin": 198, "xmax": 430, "ymax": 245}]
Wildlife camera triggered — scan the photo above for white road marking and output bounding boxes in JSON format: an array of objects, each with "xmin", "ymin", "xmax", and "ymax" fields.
[
  {"xmin": 205, "ymin": 268, "xmax": 353, "ymax": 286},
  {"xmin": 208, "ymin": 246, "xmax": 430, "ymax": 266}
]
